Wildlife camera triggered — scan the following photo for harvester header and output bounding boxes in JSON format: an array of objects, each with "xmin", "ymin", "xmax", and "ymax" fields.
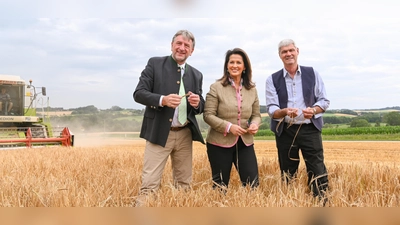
[{"xmin": 0, "ymin": 74, "xmax": 74, "ymax": 148}]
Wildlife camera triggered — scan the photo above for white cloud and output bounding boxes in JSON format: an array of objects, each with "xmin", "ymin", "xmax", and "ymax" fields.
[{"xmin": 0, "ymin": 1, "xmax": 399, "ymax": 110}]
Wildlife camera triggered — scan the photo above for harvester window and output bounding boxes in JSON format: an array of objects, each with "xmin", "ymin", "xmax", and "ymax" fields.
[{"xmin": 0, "ymin": 86, "xmax": 13, "ymax": 115}]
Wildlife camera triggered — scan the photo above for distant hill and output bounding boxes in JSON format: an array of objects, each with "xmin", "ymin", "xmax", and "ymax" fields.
[
  {"xmin": 37, "ymin": 111, "xmax": 73, "ymax": 116},
  {"xmin": 43, "ymin": 105, "xmax": 400, "ymax": 115},
  {"xmin": 354, "ymin": 106, "xmax": 400, "ymax": 113},
  {"xmin": 377, "ymin": 106, "xmax": 400, "ymax": 110}
]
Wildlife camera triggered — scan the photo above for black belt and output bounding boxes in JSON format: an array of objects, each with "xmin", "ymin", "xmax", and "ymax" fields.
[
  {"xmin": 170, "ymin": 126, "xmax": 188, "ymax": 131},
  {"xmin": 284, "ymin": 122, "xmax": 312, "ymax": 127}
]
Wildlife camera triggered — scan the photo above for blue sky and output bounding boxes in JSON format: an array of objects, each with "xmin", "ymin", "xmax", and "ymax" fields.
[{"xmin": 0, "ymin": 0, "xmax": 399, "ymax": 110}]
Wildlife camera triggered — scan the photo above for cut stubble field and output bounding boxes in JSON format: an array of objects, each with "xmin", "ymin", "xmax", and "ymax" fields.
[{"xmin": 0, "ymin": 136, "xmax": 399, "ymax": 207}]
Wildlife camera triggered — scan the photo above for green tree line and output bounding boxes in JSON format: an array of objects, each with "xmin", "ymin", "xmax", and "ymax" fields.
[{"xmin": 48, "ymin": 105, "xmax": 400, "ymax": 134}]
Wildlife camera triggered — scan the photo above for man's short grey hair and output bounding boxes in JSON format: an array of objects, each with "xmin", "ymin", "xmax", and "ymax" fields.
[
  {"xmin": 172, "ymin": 30, "xmax": 196, "ymax": 48},
  {"xmin": 278, "ymin": 39, "xmax": 296, "ymax": 52}
]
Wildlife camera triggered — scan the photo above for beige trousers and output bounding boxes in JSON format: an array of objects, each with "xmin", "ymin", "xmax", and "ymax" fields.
[{"xmin": 139, "ymin": 127, "xmax": 193, "ymax": 194}]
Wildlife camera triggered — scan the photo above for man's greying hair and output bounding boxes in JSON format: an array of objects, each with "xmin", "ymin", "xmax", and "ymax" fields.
[
  {"xmin": 278, "ymin": 39, "xmax": 296, "ymax": 52},
  {"xmin": 172, "ymin": 30, "xmax": 196, "ymax": 48}
]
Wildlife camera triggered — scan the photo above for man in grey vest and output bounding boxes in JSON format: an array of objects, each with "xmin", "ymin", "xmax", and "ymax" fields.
[{"xmin": 265, "ymin": 39, "xmax": 330, "ymax": 202}]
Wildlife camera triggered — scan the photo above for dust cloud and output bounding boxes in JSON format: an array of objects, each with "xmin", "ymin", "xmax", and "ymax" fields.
[{"xmin": 72, "ymin": 133, "xmax": 143, "ymax": 147}]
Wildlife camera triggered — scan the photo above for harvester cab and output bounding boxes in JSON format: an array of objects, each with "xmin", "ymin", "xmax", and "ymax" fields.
[{"xmin": 0, "ymin": 75, "xmax": 74, "ymax": 148}]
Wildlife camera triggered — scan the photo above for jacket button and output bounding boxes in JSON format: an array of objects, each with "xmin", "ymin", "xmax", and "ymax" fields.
[
  {"xmin": 177, "ymin": 81, "xmax": 180, "ymax": 84},
  {"xmin": 169, "ymin": 118, "xmax": 173, "ymax": 122}
]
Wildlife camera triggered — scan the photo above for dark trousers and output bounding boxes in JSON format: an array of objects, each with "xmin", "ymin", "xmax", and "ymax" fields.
[
  {"xmin": 276, "ymin": 123, "xmax": 328, "ymax": 197},
  {"xmin": 207, "ymin": 138, "xmax": 259, "ymax": 188}
]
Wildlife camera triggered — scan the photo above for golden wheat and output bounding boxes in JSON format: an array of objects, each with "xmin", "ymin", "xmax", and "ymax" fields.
[{"xmin": 0, "ymin": 137, "xmax": 399, "ymax": 207}]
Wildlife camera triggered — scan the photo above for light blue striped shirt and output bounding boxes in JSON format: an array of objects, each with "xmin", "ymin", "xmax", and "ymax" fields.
[{"xmin": 265, "ymin": 66, "xmax": 330, "ymax": 124}]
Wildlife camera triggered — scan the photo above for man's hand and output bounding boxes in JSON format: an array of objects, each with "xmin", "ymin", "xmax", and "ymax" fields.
[
  {"xmin": 286, "ymin": 108, "xmax": 299, "ymax": 118},
  {"xmin": 186, "ymin": 91, "xmax": 200, "ymax": 108},
  {"xmin": 162, "ymin": 94, "xmax": 182, "ymax": 108},
  {"xmin": 302, "ymin": 107, "xmax": 315, "ymax": 119}
]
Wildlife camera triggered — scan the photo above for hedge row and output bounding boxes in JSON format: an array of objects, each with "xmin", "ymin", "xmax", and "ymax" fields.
[{"xmin": 255, "ymin": 126, "xmax": 400, "ymax": 136}]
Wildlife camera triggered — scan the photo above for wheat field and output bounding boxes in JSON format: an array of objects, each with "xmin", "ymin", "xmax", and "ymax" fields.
[{"xmin": 0, "ymin": 136, "xmax": 399, "ymax": 207}]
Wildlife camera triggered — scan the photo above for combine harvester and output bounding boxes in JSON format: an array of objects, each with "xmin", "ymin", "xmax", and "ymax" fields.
[{"xmin": 0, "ymin": 75, "xmax": 74, "ymax": 148}]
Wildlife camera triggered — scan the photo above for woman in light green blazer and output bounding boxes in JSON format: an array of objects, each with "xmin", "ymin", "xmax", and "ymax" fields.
[{"xmin": 203, "ymin": 48, "xmax": 262, "ymax": 189}]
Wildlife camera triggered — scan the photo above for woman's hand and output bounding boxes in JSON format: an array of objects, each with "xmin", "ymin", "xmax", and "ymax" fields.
[
  {"xmin": 229, "ymin": 124, "xmax": 248, "ymax": 136},
  {"xmin": 246, "ymin": 123, "xmax": 259, "ymax": 135}
]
